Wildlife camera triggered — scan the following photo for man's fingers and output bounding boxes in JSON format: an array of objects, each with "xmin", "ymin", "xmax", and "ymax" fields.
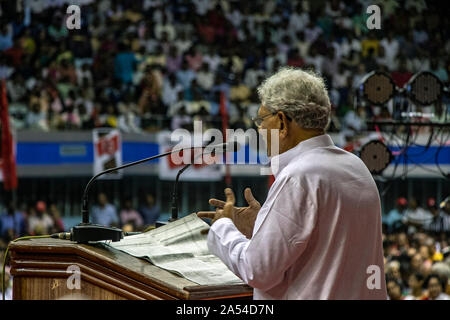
[
  {"xmin": 197, "ymin": 211, "xmax": 216, "ymax": 219},
  {"xmin": 209, "ymin": 198, "xmax": 226, "ymax": 208},
  {"xmin": 244, "ymin": 188, "xmax": 260, "ymax": 208},
  {"xmin": 224, "ymin": 188, "xmax": 235, "ymax": 206}
]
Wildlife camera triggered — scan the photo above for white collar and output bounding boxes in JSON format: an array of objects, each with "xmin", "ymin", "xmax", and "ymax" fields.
[{"xmin": 270, "ymin": 134, "xmax": 335, "ymax": 178}]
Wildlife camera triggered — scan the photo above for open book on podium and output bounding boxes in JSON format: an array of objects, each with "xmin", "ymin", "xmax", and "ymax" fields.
[{"xmin": 9, "ymin": 214, "xmax": 253, "ymax": 300}]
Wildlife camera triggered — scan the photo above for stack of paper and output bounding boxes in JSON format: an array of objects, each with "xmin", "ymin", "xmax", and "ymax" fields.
[{"xmin": 106, "ymin": 213, "xmax": 243, "ymax": 285}]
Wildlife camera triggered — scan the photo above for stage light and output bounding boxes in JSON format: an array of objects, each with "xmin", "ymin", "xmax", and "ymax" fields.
[
  {"xmin": 359, "ymin": 140, "xmax": 393, "ymax": 175},
  {"xmin": 359, "ymin": 71, "xmax": 396, "ymax": 105},
  {"xmin": 407, "ymin": 71, "xmax": 443, "ymax": 106}
]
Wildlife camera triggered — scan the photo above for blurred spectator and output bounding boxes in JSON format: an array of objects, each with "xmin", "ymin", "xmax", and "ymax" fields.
[
  {"xmin": 0, "ymin": 268, "xmax": 12, "ymax": 300},
  {"xmin": 386, "ymin": 278, "xmax": 405, "ymax": 300},
  {"xmin": 383, "ymin": 197, "xmax": 408, "ymax": 233},
  {"xmin": 386, "ymin": 260, "xmax": 404, "ymax": 288},
  {"xmin": 162, "ymin": 73, "xmax": 183, "ymax": 107},
  {"xmin": 391, "ymin": 57, "xmax": 413, "ymax": 88},
  {"xmin": 0, "ymin": 25, "xmax": 13, "ymax": 51},
  {"xmin": 424, "ymin": 197, "xmax": 450, "ymax": 235},
  {"xmin": 91, "ymin": 193, "xmax": 119, "ymax": 227},
  {"xmin": 185, "ymin": 46, "xmax": 203, "ymax": 72},
  {"xmin": 0, "ymin": 202, "xmax": 26, "ymax": 241},
  {"xmin": 176, "ymin": 60, "xmax": 196, "ymax": 90},
  {"xmin": 171, "ymin": 105, "xmax": 192, "ymax": 130},
  {"xmin": 423, "ymin": 274, "xmax": 450, "ymax": 300},
  {"xmin": 114, "ymin": 42, "xmax": 137, "ymax": 85},
  {"xmin": 196, "ymin": 63, "xmax": 214, "ymax": 91},
  {"xmin": 404, "ymin": 273, "xmax": 426, "ymax": 300},
  {"xmin": 120, "ymin": 198, "xmax": 144, "ymax": 229},
  {"xmin": 117, "ymin": 92, "xmax": 141, "ymax": 133},
  {"xmin": 351, "ymin": 63, "xmax": 367, "ymax": 88},
  {"xmin": 380, "ymin": 31, "xmax": 399, "ymax": 71},
  {"xmin": 342, "ymin": 105, "xmax": 367, "ymax": 136},
  {"xmin": 27, "ymin": 201, "xmax": 54, "ymax": 235},
  {"xmin": 139, "ymin": 193, "xmax": 160, "ymax": 225},
  {"xmin": 403, "ymin": 198, "xmax": 433, "ymax": 234},
  {"xmin": 138, "ymin": 67, "xmax": 163, "ymax": 115},
  {"xmin": 429, "ymin": 58, "xmax": 449, "ymax": 83},
  {"xmin": 48, "ymin": 203, "xmax": 64, "ymax": 233},
  {"xmin": 410, "ymin": 253, "xmax": 425, "ymax": 275},
  {"xmin": 166, "ymin": 45, "xmax": 182, "ymax": 74}
]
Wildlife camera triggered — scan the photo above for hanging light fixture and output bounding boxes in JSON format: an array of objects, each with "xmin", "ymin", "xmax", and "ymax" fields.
[
  {"xmin": 359, "ymin": 71, "xmax": 396, "ymax": 105},
  {"xmin": 406, "ymin": 71, "xmax": 443, "ymax": 106},
  {"xmin": 359, "ymin": 140, "xmax": 393, "ymax": 175}
]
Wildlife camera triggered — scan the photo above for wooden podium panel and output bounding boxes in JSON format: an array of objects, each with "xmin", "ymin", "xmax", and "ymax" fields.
[{"xmin": 9, "ymin": 238, "xmax": 253, "ymax": 300}]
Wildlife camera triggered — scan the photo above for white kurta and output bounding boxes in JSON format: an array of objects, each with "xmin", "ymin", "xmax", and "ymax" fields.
[{"xmin": 207, "ymin": 134, "xmax": 388, "ymax": 299}]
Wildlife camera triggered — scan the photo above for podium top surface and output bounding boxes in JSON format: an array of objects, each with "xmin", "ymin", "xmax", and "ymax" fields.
[{"xmin": 9, "ymin": 238, "xmax": 252, "ymax": 300}]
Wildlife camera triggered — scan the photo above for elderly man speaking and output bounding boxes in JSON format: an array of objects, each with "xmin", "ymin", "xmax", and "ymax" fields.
[{"xmin": 198, "ymin": 68, "xmax": 387, "ymax": 300}]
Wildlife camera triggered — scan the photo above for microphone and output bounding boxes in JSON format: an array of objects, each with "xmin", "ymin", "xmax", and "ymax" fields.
[
  {"xmin": 203, "ymin": 141, "xmax": 241, "ymax": 154},
  {"xmin": 70, "ymin": 144, "xmax": 212, "ymax": 243},
  {"xmin": 170, "ymin": 141, "xmax": 241, "ymax": 222}
]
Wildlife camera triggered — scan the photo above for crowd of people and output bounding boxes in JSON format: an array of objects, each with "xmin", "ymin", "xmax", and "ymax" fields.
[
  {"xmin": 0, "ymin": 192, "xmax": 160, "ymax": 243},
  {"xmin": 383, "ymin": 196, "xmax": 450, "ymax": 300},
  {"xmin": 1, "ymin": 0, "xmax": 449, "ymax": 138}
]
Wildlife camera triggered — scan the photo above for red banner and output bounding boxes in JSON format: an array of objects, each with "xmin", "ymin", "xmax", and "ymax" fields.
[
  {"xmin": 219, "ymin": 91, "xmax": 231, "ymax": 186},
  {"xmin": 96, "ymin": 135, "xmax": 119, "ymax": 157},
  {"xmin": 1, "ymin": 79, "xmax": 18, "ymax": 190}
]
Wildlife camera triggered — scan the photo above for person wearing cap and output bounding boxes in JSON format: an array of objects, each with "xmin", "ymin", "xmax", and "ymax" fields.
[
  {"xmin": 383, "ymin": 197, "xmax": 408, "ymax": 234},
  {"xmin": 27, "ymin": 201, "xmax": 54, "ymax": 235}
]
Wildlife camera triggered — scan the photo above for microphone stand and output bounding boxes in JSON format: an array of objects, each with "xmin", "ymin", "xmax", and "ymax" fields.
[
  {"xmin": 169, "ymin": 144, "xmax": 210, "ymax": 222},
  {"xmin": 169, "ymin": 142, "xmax": 239, "ymax": 221},
  {"xmin": 70, "ymin": 141, "xmax": 238, "ymax": 242},
  {"xmin": 71, "ymin": 146, "xmax": 188, "ymax": 243},
  {"xmin": 170, "ymin": 163, "xmax": 191, "ymax": 222}
]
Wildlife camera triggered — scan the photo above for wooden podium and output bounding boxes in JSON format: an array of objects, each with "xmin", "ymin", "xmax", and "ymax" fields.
[{"xmin": 9, "ymin": 238, "xmax": 253, "ymax": 300}]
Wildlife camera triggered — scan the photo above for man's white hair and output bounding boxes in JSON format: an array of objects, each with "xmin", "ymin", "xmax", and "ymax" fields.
[{"xmin": 257, "ymin": 67, "xmax": 331, "ymax": 130}]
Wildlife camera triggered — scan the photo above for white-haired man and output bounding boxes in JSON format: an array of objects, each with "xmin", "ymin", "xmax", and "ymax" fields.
[{"xmin": 198, "ymin": 67, "xmax": 387, "ymax": 299}]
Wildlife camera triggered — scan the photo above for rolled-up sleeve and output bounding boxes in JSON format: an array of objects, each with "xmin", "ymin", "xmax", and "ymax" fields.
[{"xmin": 207, "ymin": 177, "xmax": 318, "ymax": 291}]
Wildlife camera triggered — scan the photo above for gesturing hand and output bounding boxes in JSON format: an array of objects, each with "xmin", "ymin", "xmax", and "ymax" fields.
[
  {"xmin": 197, "ymin": 187, "xmax": 261, "ymax": 239},
  {"xmin": 197, "ymin": 188, "xmax": 235, "ymax": 225}
]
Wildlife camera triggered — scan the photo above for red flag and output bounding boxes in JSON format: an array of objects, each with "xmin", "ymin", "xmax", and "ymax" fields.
[
  {"xmin": 219, "ymin": 91, "xmax": 231, "ymax": 186},
  {"xmin": 268, "ymin": 174, "xmax": 275, "ymax": 189},
  {"xmin": 1, "ymin": 79, "xmax": 18, "ymax": 190}
]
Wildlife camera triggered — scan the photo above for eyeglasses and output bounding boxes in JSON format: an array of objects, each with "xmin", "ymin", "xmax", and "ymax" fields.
[
  {"xmin": 252, "ymin": 111, "xmax": 292, "ymax": 127},
  {"xmin": 252, "ymin": 112, "xmax": 277, "ymax": 127}
]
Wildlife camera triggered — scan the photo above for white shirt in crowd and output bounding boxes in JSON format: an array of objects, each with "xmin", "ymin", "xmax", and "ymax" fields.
[
  {"xmin": 289, "ymin": 12, "xmax": 310, "ymax": 32},
  {"xmin": 431, "ymin": 293, "xmax": 450, "ymax": 300},
  {"xmin": 380, "ymin": 38, "xmax": 399, "ymax": 69},
  {"xmin": 403, "ymin": 208, "xmax": 433, "ymax": 226},
  {"xmin": 208, "ymin": 134, "xmax": 388, "ymax": 299}
]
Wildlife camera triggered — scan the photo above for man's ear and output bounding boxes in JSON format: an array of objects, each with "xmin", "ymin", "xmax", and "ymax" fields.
[{"xmin": 278, "ymin": 112, "xmax": 289, "ymax": 138}]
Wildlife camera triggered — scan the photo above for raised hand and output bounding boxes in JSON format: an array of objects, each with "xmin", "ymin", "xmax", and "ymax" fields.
[
  {"xmin": 197, "ymin": 187, "xmax": 261, "ymax": 239},
  {"xmin": 233, "ymin": 188, "xmax": 261, "ymax": 239}
]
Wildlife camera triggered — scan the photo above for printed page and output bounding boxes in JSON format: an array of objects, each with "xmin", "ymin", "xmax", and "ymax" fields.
[{"xmin": 106, "ymin": 213, "xmax": 243, "ymax": 285}]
